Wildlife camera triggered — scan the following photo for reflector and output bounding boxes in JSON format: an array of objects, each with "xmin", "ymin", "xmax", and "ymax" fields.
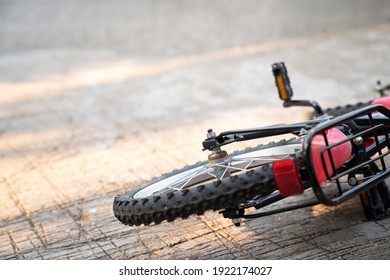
[{"xmin": 273, "ymin": 158, "xmax": 303, "ymax": 197}]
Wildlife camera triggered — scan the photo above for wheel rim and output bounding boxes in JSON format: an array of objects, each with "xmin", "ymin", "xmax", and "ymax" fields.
[{"xmin": 133, "ymin": 143, "xmax": 302, "ymax": 198}]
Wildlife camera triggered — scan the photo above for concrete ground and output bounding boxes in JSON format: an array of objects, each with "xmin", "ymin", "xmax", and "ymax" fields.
[{"xmin": 1, "ymin": 0, "xmax": 390, "ymax": 259}]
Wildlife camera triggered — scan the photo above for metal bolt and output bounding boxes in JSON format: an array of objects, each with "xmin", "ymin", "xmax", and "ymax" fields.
[
  {"xmin": 207, "ymin": 129, "xmax": 216, "ymax": 139},
  {"xmin": 348, "ymin": 177, "xmax": 358, "ymax": 186},
  {"xmin": 353, "ymin": 136, "xmax": 363, "ymax": 145}
]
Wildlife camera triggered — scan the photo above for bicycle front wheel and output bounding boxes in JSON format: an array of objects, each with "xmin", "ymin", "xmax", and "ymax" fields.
[{"xmin": 113, "ymin": 138, "xmax": 302, "ymax": 226}]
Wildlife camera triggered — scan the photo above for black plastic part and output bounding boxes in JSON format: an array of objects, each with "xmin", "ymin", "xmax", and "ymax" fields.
[{"xmin": 272, "ymin": 62, "xmax": 294, "ymax": 100}]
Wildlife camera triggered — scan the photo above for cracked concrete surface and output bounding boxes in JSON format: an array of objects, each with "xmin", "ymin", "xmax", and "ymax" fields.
[{"xmin": 1, "ymin": 0, "xmax": 390, "ymax": 259}]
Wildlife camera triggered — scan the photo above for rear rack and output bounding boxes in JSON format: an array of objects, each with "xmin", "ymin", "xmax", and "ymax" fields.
[{"xmin": 303, "ymin": 104, "xmax": 390, "ymax": 205}]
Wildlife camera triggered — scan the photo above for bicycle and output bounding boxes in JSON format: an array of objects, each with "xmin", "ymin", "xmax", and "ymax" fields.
[{"xmin": 113, "ymin": 62, "xmax": 390, "ymax": 227}]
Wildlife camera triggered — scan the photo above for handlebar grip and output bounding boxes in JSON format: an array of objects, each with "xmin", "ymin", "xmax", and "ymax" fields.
[{"xmin": 272, "ymin": 62, "xmax": 294, "ymax": 101}]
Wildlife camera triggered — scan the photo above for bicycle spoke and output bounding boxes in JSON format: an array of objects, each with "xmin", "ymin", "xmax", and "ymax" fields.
[
  {"xmin": 133, "ymin": 144, "xmax": 301, "ymax": 199},
  {"xmin": 219, "ymin": 160, "xmax": 232, "ymax": 179},
  {"xmin": 175, "ymin": 166, "xmax": 212, "ymax": 190},
  {"xmin": 162, "ymin": 154, "xmax": 285, "ymax": 193},
  {"xmin": 153, "ymin": 165, "xmax": 210, "ymax": 195}
]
